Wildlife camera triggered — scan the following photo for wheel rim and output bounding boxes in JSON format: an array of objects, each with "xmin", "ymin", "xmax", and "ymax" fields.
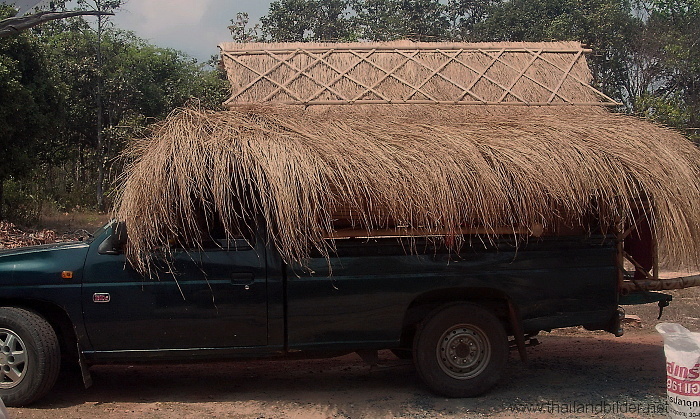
[
  {"xmin": 436, "ymin": 323, "xmax": 491, "ymax": 380},
  {"xmin": 0, "ymin": 328, "xmax": 28, "ymax": 389}
]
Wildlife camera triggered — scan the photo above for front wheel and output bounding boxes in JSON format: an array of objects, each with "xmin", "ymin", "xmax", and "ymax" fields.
[
  {"xmin": 0, "ymin": 308, "xmax": 61, "ymax": 406},
  {"xmin": 413, "ymin": 303, "xmax": 508, "ymax": 397}
]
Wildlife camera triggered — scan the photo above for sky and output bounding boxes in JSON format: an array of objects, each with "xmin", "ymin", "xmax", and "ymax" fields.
[
  {"xmin": 111, "ymin": 0, "xmax": 272, "ymax": 62},
  {"xmin": 3, "ymin": 0, "xmax": 272, "ymax": 62},
  {"xmin": 4, "ymin": 0, "xmax": 48, "ymax": 15}
]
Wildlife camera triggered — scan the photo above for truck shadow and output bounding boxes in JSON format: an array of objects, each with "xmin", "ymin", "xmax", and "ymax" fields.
[{"xmin": 21, "ymin": 333, "xmax": 667, "ymax": 417}]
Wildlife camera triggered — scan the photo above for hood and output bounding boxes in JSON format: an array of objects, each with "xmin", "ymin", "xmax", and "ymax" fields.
[
  {"xmin": 0, "ymin": 240, "xmax": 91, "ymax": 286},
  {"xmin": 0, "ymin": 241, "xmax": 90, "ymax": 257}
]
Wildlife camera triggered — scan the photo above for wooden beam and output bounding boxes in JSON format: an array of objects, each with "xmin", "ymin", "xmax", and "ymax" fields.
[
  {"xmin": 620, "ymin": 275, "xmax": 700, "ymax": 292},
  {"xmin": 324, "ymin": 224, "xmax": 544, "ymax": 239},
  {"xmin": 226, "ymin": 100, "xmax": 617, "ymax": 107},
  {"xmin": 622, "ymin": 251, "xmax": 654, "ymax": 279},
  {"xmin": 222, "ymin": 46, "xmax": 594, "ymax": 55}
]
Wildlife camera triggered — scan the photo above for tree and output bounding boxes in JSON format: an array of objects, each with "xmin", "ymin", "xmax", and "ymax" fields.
[
  {"xmin": 77, "ymin": 0, "xmax": 120, "ymax": 210},
  {"xmin": 32, "ymin": 0, "xmax": 227, "ymax": 211},
  {"xmin": 253, "ymin": 0, "xmax": 449, "ymax": 42},
  {"xmin": 0, "ymin": 2, "xmax": 229, "ymax": 222},
  {"xmin": 0, "ymin": 4, "xmax": 62, "ymax": 220},
  {"xmin": 229, "ymin": 12, "xmax": 260, "ymax": 43},
  {"xmin": 641, "ymin": 0, "xmax": 700, "ymax": 133},
  {"xmin": 351, "ymin": 0, "xmax": 449, "ymax": 41},
  {"xmin": 311, "ymin": 0, "xmax": 354, "ymax": 40},
  {"xmin": 260, "ymin": 0, "xmax": 354, "ymax": 42},
  {"xmin": 37, "ymin": 24, "xmax": 228, "ymax": 211},
  {"xmin": 446, "ymin": 0, "xmax": 497, "ymax": 41},
  {"xmin": 471, "ymin": 0, "xmax": 639, "ymax": 103}
]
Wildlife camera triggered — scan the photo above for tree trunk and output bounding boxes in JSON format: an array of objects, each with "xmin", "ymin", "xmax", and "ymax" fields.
[
  {"xmin": 96, "ymin": 105, "xmax": 105, "ymax": 211},
  {"xmin": 95, "ymin": 7, "xmax": 105, "ymax": 212}
]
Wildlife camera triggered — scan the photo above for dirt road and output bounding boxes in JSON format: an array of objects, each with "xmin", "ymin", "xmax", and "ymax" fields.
[{"xmin": 12, "ymin": 286, "xmax": 699, "ymax": 419}]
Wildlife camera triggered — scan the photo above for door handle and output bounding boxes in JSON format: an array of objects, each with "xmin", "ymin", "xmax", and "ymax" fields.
[{"xmin": 231, "ymin": 273, "xmax": 254, "ymax": 286}]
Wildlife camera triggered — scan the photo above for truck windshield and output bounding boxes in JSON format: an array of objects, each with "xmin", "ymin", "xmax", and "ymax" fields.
[{"xmin": 90, "ymin": 221, "xmax": 115, "ymax": 243}]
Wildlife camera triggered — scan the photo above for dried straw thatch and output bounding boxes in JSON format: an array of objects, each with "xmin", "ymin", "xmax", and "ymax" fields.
[
  {"xmin": 219, "ymin": 41, "xmax": 617, "ymax": 106},
  {"xmin": 115, "ymin": 104, "xmax": 700, "ymax": 275},
  {"xmin": 113, "ymin": 41, "xmax": 700, "ymax": 277}
]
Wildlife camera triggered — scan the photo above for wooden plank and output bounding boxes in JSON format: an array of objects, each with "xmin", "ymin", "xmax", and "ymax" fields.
[
  {"xmin": 652, "ymin": 230, "xmax": 659, "ymax": 280},
  {"xmin": 622, "ymin": 251, "xmax": 654, "ymax": 279},
  {"xmin": 226, "ymin": 100, "xmax": 616, "ymax": 106},
  {"xmin": 452, "ymin": 49, "xmax": 533, "ymax": 104},
  {"xmin": 620, "ymin": 275, "xmax": 700, "ymax": 292},
  {"xmin": 485, "ymin": 48, "xmax": 577, "ymax": 105},
  {"xmin": 223, "ymin": 50, "xmax": 306, "ymax": 105},
  {"xmin": 535, "ymin": 53, "xmax": 620, "ymax": 104},
  {"xmin": 324, "ymin": 224, "xmax": 544, "ymax": 239},
  {"xmin": 221, "ymin": 46, "xmax": 594, "ymax": 54},
  {"xmin": 304, "ymin": 52, "xmax": 367, "ymax": 102},
  {"xmin": 615, "ymin": 224, "xmax": 626, "ymax": 292}
]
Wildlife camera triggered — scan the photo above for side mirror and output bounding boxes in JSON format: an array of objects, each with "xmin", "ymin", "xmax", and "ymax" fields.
[{"xmin": 98, "ymin": 222, "xmax": 128, "ymax": 255}]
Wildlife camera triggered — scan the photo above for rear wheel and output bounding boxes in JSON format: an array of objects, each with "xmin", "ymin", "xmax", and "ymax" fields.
[
  {"xmin": 413, "ymin": 303, "xmax": 508, "ymax": 397},
  {"xmin": 0, "ymin": 308, "xmax": 60, "ymax": 406}
]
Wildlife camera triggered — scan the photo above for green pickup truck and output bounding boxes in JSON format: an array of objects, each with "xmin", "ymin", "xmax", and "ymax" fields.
[{"xmin": 0, "ymin": 220, "xmax": 655, "ymax": 406}]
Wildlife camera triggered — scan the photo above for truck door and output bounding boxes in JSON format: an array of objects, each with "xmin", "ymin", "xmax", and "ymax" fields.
[{"xmin": 81, "ymin": 228, "xmax": 268, "ymax": 351}]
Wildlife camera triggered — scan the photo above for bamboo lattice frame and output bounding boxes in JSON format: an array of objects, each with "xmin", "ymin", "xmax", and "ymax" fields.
[{"xmin": 219, "ymin": 41, "xmax": 619, "ymax": 106}]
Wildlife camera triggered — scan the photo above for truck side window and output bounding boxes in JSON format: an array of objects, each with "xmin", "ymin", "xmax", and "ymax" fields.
[{"xmin": 174, "ymin": 208, "xmax": 254, "ymax": 251}]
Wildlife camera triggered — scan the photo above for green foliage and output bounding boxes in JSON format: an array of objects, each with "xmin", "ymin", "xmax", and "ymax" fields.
[
  {"xmin": 258, "ymin": 0, "xmax": 450, "ymax": 42},
  {"xmin": 636, "ymin": 92, "xmax": 693, "ymax": 126},
  {"xmin": 1, "ymin": 178, "xmax": 44, "ymax": 225},
  {"xmin": 447, "ymin": 0, "xmax": 497, "ymax": 40},
  {"xmin": 0, "ymin": 2, "xmax": 228, "ymax": 222},
  {"xmin": 471, "ymin": 0, "xmax": 638, "ymax": 102},
  {"xmin": 352, "ymin": 0, "xmax": 449, "ymax": 41},
  {"xmin": 0, "ymin": 5, "xmax": 64, "ymax": 219},
  {"xmin": 644, "ymin": 0, "xmax": 700, "ymax": 128},
  {"xmin": 261, "ymin": 0, "xmax": 354, "ymax": 41},
  {"xmin": 37, "ymin": 25, "xmax": 228, "ymax": 212},
  {"xmin": 229, "ymin": 12, "xmax": 261, "ymax": 43}
]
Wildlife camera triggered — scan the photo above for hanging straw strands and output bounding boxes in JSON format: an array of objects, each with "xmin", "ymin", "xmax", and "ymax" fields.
[
  {"xmin": 219, "ymin": 40, "xmax": 618, "ymax": 106},
  {"xmin": 115, "ymin": 104, "xmax": 700, "ymax": 276}
]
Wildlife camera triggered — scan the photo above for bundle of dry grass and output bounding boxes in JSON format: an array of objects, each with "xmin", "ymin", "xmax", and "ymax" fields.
[
  {"xmin": 115, "ymin": 104, "xmax": 700, "ymax": 275},
  {"xmin": 219, "ymin": 41, "xmax": 616, "ymax": 106}
]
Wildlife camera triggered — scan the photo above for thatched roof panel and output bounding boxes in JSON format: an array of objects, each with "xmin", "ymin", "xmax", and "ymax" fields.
[
  {"xmin": 116, "ymin": 104, "xmax": 700, "ymax": 275},
  {"xmin": 218, "ymin": 41, "xmax": 617, "ymax": 106}
]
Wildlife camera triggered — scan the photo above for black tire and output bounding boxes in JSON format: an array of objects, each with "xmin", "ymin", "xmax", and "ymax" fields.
[
  {"xmin": 413, "ymin": 303, "xmax": 508, "ymax": 397},
  {"xmin": 0, "ymin": 307, "xmax": 61, "ymax": 406}
]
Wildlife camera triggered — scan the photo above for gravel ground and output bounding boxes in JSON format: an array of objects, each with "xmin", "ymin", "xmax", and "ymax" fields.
[{"xmin": 10, "ymin": 285, "xmax": 700, "ymax": 419}]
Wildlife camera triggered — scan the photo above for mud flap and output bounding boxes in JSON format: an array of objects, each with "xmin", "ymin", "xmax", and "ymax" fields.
[{"xmin": 76, "ymin": 342, "xmax": 93, "ymax": 389}]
